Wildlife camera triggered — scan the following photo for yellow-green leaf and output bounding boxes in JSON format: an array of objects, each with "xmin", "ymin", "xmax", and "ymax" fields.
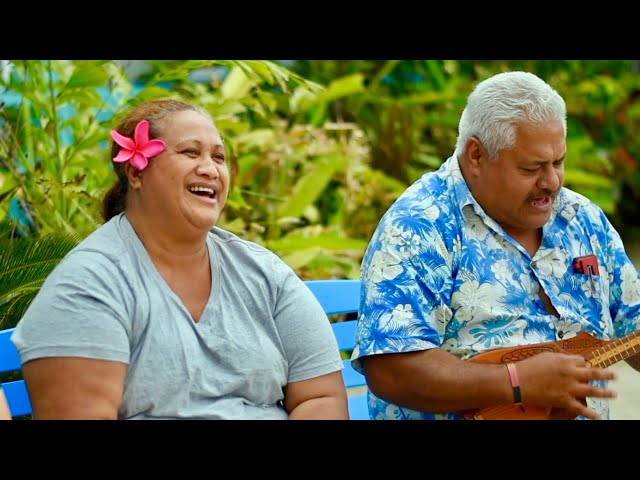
[
  {"xmin": 220, "ymin": 66, "xmax": 255, "ymax": 100},
  {"xmin": 281, "ymin": 247, "xmax": 322, "ymax": 270},
  {"xmin": 65, "ymin": 66, "xmax": 110, "ymax": 89},
  {"xmin": 315, "ymin": 74, "xmax": 365, "ymax": 104},
  {"xmin": 277, "ymin": 155, "xmax": 341, "ymax": 218}
]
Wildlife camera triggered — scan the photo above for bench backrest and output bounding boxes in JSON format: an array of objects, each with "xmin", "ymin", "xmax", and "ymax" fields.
[
  {"xmin": 0, "ymin": 328, "xmax": 32, "ymax": 417},
  {"xmin": 304, "ymin": 279, "xmax": 369, "ymax": 420},
  {"xmin": 0, "ymin": 279, "xmax": 370, "ymax": 420}
]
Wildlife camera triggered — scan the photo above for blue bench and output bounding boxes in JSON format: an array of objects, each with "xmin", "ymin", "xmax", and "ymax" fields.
[
  {"xmin": 0, "ymin": 279, "xmax": 369, "ymax": 420},
  {"xmin": 304, "ymin": 279, "xmax": 369, "ymax": 420},
  {"xmin": 0, "ymin": 328, "xmax": 32, "ymax": 417}
]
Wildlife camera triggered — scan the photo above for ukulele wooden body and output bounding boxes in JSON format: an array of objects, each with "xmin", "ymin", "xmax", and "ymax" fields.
[{"xmin": 460, "ymin": 331, "xmax": 639, "ymax": 420}]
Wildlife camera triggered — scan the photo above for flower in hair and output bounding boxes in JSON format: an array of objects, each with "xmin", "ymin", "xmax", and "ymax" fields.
[{"xmin": 111, "ymin": 119, "xmax": 166, "ymax": 170}]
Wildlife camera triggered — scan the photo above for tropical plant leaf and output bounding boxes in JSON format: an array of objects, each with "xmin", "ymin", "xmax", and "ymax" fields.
[
  {"xmin": 281, "ymin": 247, "xmax": 322, "ymax": 270},
  {"xmin": 220, "ymin": 66, "xmax": 256, "ymax": 101},
  {"xmin": 0, "ymin": 218, "xmax": 21, "ymax": 240},
  {"xmin": 266, "ymin": 234, "xmax": 367, "ymax": 252},
  {"xmin": 0, "ymin": 286, "xmax": 42, "ymax": 329},
  {"xmin": 0, "ymin": 233, "xmax": 80, "ymax": 328},
  {"xmin": 276, "ymin": 154, "xmax": 341, "ymax": 219},
  {"xmin": 315, "ymin": 74, "xmax": 366, "ymax": 104},
  {"xmin": 64, "ymin": 65, "xmax": 111, "ymax": 90}
]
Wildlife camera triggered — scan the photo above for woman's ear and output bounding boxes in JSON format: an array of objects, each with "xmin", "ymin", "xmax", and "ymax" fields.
[{"xmin": 124, "ymin": 162, "xmax": 144, "ymax": 190}]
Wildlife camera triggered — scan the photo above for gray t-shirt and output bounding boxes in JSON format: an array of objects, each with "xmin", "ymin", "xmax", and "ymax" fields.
[{"xmin": 11, "ymin": 214, "xmax": 343, "ymax": 419}]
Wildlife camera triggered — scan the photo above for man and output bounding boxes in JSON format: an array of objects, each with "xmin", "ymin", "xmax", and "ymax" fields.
[{"xmin": 352, "ymin": 71, "xmax": 640, "ymax": 420}]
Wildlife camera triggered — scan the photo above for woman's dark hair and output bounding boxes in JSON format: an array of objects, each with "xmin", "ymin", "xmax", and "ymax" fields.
[{"xmin": 102, "ymin": 99, "xmax": 212, "ymax": 221}]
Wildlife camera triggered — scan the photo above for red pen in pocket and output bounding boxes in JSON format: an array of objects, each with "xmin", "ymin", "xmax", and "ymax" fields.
[{"xmin": 573, "ymin": 254, "xmax": 600, "ymax": 276}]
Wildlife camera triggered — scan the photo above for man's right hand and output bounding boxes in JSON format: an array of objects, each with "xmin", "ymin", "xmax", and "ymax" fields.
[{"xmin": 516, "ymin": 351, "xmax": 617, "ymax": 420}]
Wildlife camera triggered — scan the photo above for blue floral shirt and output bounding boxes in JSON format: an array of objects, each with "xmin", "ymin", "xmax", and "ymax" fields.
[{"xmin": 352, "ymin": 155, "xmax": 640, "ymax": 420}]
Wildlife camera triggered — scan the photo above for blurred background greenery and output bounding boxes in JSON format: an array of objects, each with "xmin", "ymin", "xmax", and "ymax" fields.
[{"xmin": 2, "ymin": 59, "xmax": 640, "ymax": 329}]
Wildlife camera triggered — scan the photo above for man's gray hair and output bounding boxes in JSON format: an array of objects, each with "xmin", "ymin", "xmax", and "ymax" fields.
[{"xmin": 454, "ymin": 71, "xmax": 567, "ymax": 159}]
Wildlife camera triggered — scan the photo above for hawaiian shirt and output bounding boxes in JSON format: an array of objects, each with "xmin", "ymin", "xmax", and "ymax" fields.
[{"xmin": 352, "ymin": 155, "xmax": 640, "ymax": 420}]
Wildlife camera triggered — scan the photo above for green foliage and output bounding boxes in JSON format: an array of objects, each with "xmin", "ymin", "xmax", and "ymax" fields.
[
  {"xmin": 0, "ymin": 59, "xmax": 403, "ymax": 319},
  {"xmin": 5, "ymin": 60, "xmax": 639, "ymax": 331},
  {"xmin": 285, "ymin": 60, "xmax": 640, "ymax": 225},
  {"xmin": 0, "ymin": 225, "xmax": 79, "ymax": 328},
  {"xmin": 0, "ymin": 60, "xmax": 132, "ymax": 237}
]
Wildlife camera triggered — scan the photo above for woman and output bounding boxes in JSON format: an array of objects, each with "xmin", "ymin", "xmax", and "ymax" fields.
[
  {"xmin": 11, "ymin": 99, "xmax": 349, "ymax": 419},
  {"xmin": 0, "ymin": 386, "xmax": 10, "ymax": 419}
]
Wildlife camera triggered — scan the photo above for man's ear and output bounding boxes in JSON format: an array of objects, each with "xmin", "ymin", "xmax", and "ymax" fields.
[
  {"xmin": 124, "ymin": 163, "xmax": 144, "ymax": 190},
  {"xmin": 465, "ymin": 136, "xmax": 486, "ymax": 173}
]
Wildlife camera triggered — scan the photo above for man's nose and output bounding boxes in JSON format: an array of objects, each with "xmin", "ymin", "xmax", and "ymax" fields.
[{"xmin": 538, "ymin": 165, "xmax": 561, "ymax": 191}]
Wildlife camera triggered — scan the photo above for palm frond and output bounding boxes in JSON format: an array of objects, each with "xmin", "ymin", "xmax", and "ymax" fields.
[
  {"xmin": 0, "ymin": 219, "xmax": 22, "ymax": 241},
  {"xmin": 0, "ymin": 293, "xmax": 41, "ymax": 330},
  {"xmin": 0, "ymin": 233, "xmax": 80, "ymax": 329}
]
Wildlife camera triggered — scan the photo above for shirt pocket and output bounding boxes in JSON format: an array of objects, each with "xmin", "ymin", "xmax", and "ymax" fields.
[{"xmin": 569, "ymin": 270, "xmax": 610, "ymax": 328}]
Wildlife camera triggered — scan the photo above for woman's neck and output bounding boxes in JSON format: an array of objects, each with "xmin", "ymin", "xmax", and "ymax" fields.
[{"xmin": 124, "ymin": 210, "xmax": 209, "ymax": 268}]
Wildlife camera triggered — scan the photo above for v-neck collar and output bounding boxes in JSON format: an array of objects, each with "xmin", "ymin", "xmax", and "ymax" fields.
[{"xmin": 118, "ymin": 213, "xmax": 217, "ymax": 325}]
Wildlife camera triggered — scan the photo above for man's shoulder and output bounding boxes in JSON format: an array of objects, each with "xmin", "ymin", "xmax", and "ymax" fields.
[
  {"xmin": 558, "ymin": 187, "xmax": 605, "ymax": 217},
  {"xmin": 389, "ymin": 162, "xmax": 461, "ymax": 222},
  {"xmin": 554, "ymin": 188, "xmax": 614, "ymax": 237},
  {"xmin": 394, "ymin": 159, "xmax": 456, "ymax": 202},
  {"xmin": 559, "ymin": 186, "xmax": 594, "ymax": 205}
]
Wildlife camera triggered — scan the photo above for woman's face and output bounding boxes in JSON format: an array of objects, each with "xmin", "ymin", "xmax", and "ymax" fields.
[{"xmin": 134, "ymin": 109, "xmax": 230, "ymax": 234}]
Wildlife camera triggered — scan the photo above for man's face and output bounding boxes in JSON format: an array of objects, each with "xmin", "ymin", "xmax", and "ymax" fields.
[{"xmin": 472, "ymin": 120, "xmax": 566, "ymax": 238}]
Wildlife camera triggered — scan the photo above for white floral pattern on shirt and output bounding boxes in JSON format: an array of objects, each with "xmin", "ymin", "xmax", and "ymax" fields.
[{"xmin": 353, "ymin": 156, "xmax": 640, "ymax": 420}]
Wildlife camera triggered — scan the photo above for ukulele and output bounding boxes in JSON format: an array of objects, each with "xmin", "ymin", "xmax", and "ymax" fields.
[{"xmin": 460, "ymin": 330, "xmax": 640, "ymax": 420}]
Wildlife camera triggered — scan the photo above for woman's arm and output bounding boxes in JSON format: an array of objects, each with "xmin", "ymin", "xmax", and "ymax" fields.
[
  {"xmin": 22, "ymin": 357, "xmax": 127, "ymax": 419},
  {"xmin": 0, "ymin": 386, "xmax": 11, "ymax": 420},
  {"xmin": 284, "ymin": 371, "xmax": 349, "ymax": 419}
]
